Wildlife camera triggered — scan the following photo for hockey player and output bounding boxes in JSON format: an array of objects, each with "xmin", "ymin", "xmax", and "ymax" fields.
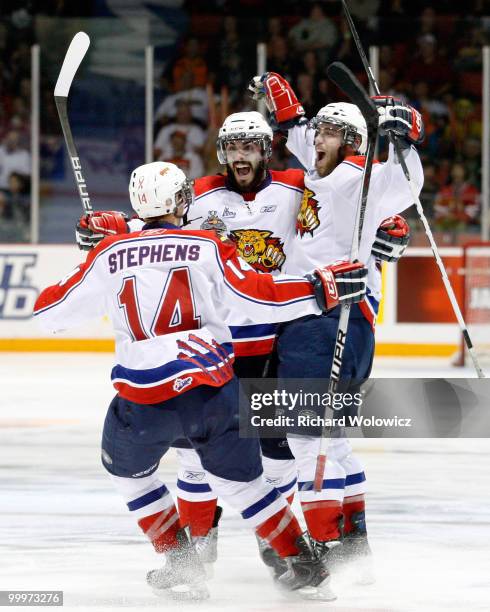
[
  {"xmin": 76, "ymin": 111, "xmax": 411, "ymax": 577},
  {"xmin": 249, "ymin": 71, "xmax": 424, "ymax": 574},
  {"xmin": 76, "ymin": 112, "xmax": 307, "ymax": 561},
  {"xmin": 37, "ymin": 161, "xmax": 368, "ymax": 601}
]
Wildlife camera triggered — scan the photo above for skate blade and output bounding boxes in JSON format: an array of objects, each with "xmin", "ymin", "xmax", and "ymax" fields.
[
  {"xmin": 280, "ymin": 580, "xmax": 337, "ymax": 602},
  {"xmin": 152, "ymin": 582, "xmax": 210, "ymax": 601},
  {"xmin": 296, "ymin": 583, "xmax": 337, "ymax": 602}
]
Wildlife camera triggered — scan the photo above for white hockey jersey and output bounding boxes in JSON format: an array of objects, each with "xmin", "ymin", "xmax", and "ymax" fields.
[
  {"xmin": 185, "ymin": 170, "xmax": 305, "ymax": 356},
  {"xmin": 284, "ymin": 125, "xmax": 424, "ymax": 328},
  {"xmin": 34, "ymin": 228, "xmax": 320, "ymax": 404}
]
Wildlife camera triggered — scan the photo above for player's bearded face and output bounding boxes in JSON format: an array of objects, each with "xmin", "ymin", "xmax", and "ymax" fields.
[
  {"xmin": 314, "ymin": 124, "xmax": 344, "ymax": 178},
  {"xmin": 225, "ymin": 140, "xmax": 265, "ymax": 189}
]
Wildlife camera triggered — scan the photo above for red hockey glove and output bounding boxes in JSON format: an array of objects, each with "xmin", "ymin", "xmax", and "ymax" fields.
[
  {"xmin": 372, "ymin": 95, "xmax": 424, "ymax": 145},
  {"xmin": 306, "ymin": 261, "xmax": 368, "ymax": 312},
  {"xmin": 249, "ymin": 72, "xmax": 305, "ymax": 127},
  {"xmin": 372, "ymin": 214, "xmax": 410, "ymax": 262},
  {"xmin": 76, "ymin": 210, "xmax": 129, "ymax": 251}
]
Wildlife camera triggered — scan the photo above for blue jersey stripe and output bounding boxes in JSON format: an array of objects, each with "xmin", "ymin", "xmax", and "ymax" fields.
[
  {"xmin": 345, "ymin": 472, "xmax": 366, "ymax": 486},
  {"xmin": 177, "ymin": 479, "xmax": 213, "ymax": 493},
  {"xmin": 241, "ymin": 488, "xmax": 281, "ymax": 519},
  {"xmin": 127, "ymin": 484, "xmax": 169, "ymax": 511},
  {"xmin": 229, "ymin": 323, "xmax": 277, "ymax": 339},
  {"xmin": 277, "ymin": 477, "xmax": 297, "ymax": 494},
  {"xmin": 298, "ymin": 477, "xmax": 346, "ymax": 492}
]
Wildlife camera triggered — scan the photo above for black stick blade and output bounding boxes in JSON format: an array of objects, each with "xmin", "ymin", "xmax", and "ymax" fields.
[{"xmin": 327, "ymin": 62, "xmax": 378, "ymax": 126}]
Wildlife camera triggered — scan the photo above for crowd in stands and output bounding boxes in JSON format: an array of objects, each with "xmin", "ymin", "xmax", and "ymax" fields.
[
  {"xmin": 0, "ymin": 14, "xmax": 32, "ymax": 239},
  {"xmin": 154, "ymin": 0, "xmax": 490, "ymax": 237},
  {"xmin": 1, "ymin": 0, "xmax": 490, "ymax": 240}
]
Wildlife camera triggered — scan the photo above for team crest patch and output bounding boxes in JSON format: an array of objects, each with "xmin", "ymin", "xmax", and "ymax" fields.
[
  {"xmin": 229, "ymin": 228, "xmax": 286, "ymax": 272},
  {"xmin": 200, "ymin": 210, "xmax": 227, "ymax": 235},
  {"xmin": 173, "ymin": 376, "xmax": 193, "ymax": 392},
  {"xmin": 297, "ymin": 188, "xmax": 321, "ymax": 237}
]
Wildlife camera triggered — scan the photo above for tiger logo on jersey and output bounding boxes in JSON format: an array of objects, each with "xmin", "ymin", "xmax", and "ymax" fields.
[
  {"xmin": 200, "ymin": 211, "xmax": 227, "ymax": 236},
  {"xmin": 229, "ymin": 229, "xmax": 286, "ymax": 273},
  {"xmin": 297, "ymin": 188, "xmax": 321, "ymax": 237}
]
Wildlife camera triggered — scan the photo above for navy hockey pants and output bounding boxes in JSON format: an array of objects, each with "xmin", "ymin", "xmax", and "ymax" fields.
[
  {"xmin": 277, "ymin": 305, "xmax": 375, "ymax": 388},
  {"xmin": 101, "ymin": 377, "xmax": 262, "ymax": 482}
]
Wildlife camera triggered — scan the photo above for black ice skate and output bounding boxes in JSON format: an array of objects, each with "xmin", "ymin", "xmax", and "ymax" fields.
[
  {"xmin": 192, "ymin": 505, "xmax": 222, "ymax": 578},
  {"xmin": 340, "ymin": 511, "xmax": 375, "ymax": 584},
  {"xmin": 256, "ymin": 534, "xmax": 288, "ymax": 580},
  {"xmin": 278, "ymin": 533, "xmax": 337, "ymax": 601},
  {"xmin": 147, "ymin": 527, "xmax": 209, "ymax": 600}
]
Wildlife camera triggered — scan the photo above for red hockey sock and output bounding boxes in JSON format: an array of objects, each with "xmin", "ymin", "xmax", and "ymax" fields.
[
  {"xmin": 343, "ymin": 494, "xmax": 365, "ymax": 535},
  {"xmin": 256, "ymin": 506, "xmax": 302, "ymax": 558},
  {"xmin": 177, "ymin": 497, "xmax": 217, "ymax": 537},
  {"xmin": 301, "ymin": 500, "xmax": 342, "ymax": 542},
  {"xmin": 138, "ymin": 504, "xmax": 181, "ymax": 553}
]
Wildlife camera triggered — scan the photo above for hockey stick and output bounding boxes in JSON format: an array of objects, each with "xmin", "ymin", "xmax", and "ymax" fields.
[
  {"xmin": 313, "ymin": 62, "xmax": 379, "ymax": 492},
  {"xmin": 54, "ymin": 31, "xmax": 92, "ymax": 215},
  {"xmin": 341, "ymin": 0, "xmax": 485, "ymax": 378}
]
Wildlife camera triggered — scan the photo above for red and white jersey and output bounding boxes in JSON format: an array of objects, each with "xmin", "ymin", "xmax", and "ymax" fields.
[
  {"xmin": 34, "ymin": 229, "xmax": 320, "ymax": 404},
  {"xmin": 185, "ymin": 170, "xmax": 305, "ymax": 355},
  {"xmin": 285, "ymin": 125, "xmax": 424, "ymax": 327}
]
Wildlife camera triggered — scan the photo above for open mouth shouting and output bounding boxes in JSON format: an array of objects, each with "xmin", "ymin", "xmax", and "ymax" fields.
[
  {"xmin": 233, "ymin": 162, "xmax": 253, "ymax": 180},
  {"xmin": 316, "ymin": 149, "xmax": 326, "ymax": 164}
]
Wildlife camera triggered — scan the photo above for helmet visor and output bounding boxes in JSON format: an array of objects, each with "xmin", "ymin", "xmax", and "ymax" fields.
[
  {"xmin": 174, "ymin": 178, "xmax": 194, "ymax": 218},
  {"xmin": 217, "ymin": 135, "xmax": 271, "ymax": 164}
]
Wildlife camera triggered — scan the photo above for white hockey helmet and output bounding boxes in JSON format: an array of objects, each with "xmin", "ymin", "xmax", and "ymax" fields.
[
  {"xmin": 217, "ymin": 111, "xmax": 273, "ymax": 164},
  {"xmin": 129, "ymin": 161, "xmax": 194, "ymax": 219},
  {"xmin": 311, "ymin": 102, "xmax": 368, "ymax": 154}
]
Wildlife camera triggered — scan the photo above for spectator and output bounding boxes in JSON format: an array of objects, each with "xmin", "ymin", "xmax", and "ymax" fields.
[
  {"xmin": 266, "ymin": 16, "xmax": 284, "ymax": 40},
  {"xmin": 154, "ymin": 71, "xmax": 209, "ymax": 129},
  {"xmin": 434, "ymin": 162, "xmax": 480, "ymax": 230},
  {"xmin": 418, "ymin": 162, "xmax": 439, "ymax": 219},
  {"xmin": 163, "ymin": 131, "xmax": 204, "ymax": 180},
  {"xmin": 215, "ymin": 16, "xmax": 254, "ymax": 93},
  {"xmin": 0, "ymin": 129, "xmax": 30, "ymax": 192},
  {"xmin": 459, "ymin": 137, "xmax": 482, "ymax": 190},
  {"xmin": 446, "ymin": 97, "xmax": 481, "ymax": 151},
  {"xmin": 288, "ymin": 3, "xmax": 339, "ymax": 65},
  {"xmin": 153, "ymin": 101, "xmax": 206, "ymax": 160},
  {"xmin": 403, "ymin": 34, "xmax": 452, "ymax": 97},
  {"xmin": 294, "ymin": 72, "xmax": 320, "ymax": 119},
  {"xmin": 267, "ymin": 35, "xmax": 295, "ymax": 81},
  {"xmin": 0, "ymin": 171, "xmax": 30, "ymax": 223},
  {"xmin": 172, "ymin": 38, "xmax": 208, "ymax": 90},
  {"xmin": 294, "ymin": 50, "xmax": 323, "ymax": 87}
]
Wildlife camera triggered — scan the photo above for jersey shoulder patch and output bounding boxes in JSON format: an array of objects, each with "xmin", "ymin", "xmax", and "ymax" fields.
[
  {"xmin": 194, "ymin": 174, "xmax": 227, "ymax": 198},
  {"xmin": 270, "ymin": 169, "xmax": 305, "ymax": 190},
  {"xmin": 343, "ymin": 155, "xmax": 380, "ymax": 169}
]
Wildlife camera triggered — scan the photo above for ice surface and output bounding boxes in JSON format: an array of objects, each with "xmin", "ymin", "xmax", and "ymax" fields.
[{"xmin": 1, "ymin": 353, "xmax": 489, "ymax": 611}]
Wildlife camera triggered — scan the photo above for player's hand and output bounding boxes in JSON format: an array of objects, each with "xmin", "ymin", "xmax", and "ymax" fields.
[
  {"xmin": 76, "ymin": 210, "xmax": 129, "ymax": 251},
  {"xmin": 372, "ymin": 96, "xmax": 424, "ymax": 145},
  {"xmin": 371, "ymin": 214, "xmax": 410, "ymax": 262},
  {"xmin": 248, "ymin": 72, "xmax": 305, "ymax": 128},
  {"xmin": 307, "ymin": 261, "xmax": 368, "ymax": 312}
]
